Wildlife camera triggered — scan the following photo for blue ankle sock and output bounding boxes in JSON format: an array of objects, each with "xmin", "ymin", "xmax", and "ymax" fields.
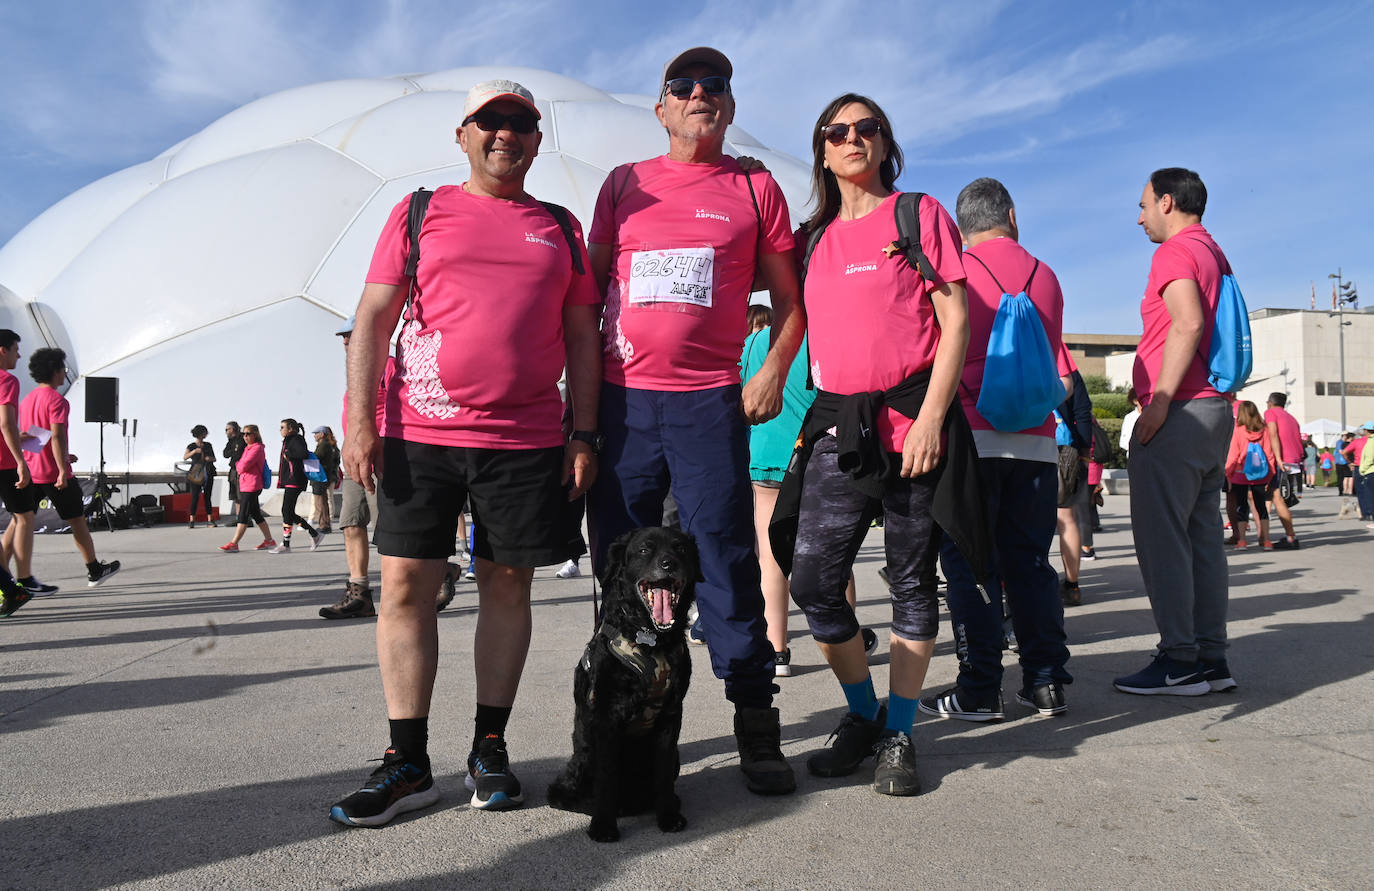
[
  {"xmin": 840, "ymin": 676, "xmax": 881, "ymax": 720},
  {"xmin": 886, "ymin": 693, "xmax": 918, "ymax": 736}
]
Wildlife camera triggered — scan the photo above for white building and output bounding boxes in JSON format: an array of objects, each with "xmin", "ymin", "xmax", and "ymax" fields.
[
  {"xmin": 0, "ymin": 67, "xmax": 812, "ymax": 484},
  {"xmin": 1103, "ymin": 307, "xmax": 1374, "ymax": 428}
]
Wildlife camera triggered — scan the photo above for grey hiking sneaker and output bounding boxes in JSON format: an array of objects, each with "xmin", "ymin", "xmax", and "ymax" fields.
[
  {"xmin": 872, "ymin": 730, "xmax": 921, "ymax": 796},
  {"xmin": 319, "ymin": 582, "xmax": 375, "ymax": 620},
  {"xmin": 733, "ymin": 706, "xmax": 795, "ymax": 795},
  {"xmin": 807, "ymin": 704, "xmax": 887, "ymax": 777}
]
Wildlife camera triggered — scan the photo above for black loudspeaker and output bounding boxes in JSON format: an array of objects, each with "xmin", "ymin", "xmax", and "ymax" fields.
[{"xmin": 85, "ymin": 377, "xmax": 119, "ymax": 423}]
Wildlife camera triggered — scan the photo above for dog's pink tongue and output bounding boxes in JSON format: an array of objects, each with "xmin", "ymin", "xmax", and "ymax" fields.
[{"xmin": 651, "ymin": 587, "xmax": 673, "ymax": 625}]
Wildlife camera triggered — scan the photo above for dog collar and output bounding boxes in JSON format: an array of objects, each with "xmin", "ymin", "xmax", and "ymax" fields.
[{"xmin": 595, "ymin": 624, "xmax": 669, "ymax": 684}]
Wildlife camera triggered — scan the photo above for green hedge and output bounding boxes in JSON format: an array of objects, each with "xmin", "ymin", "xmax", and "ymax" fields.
[
  {"xmin": 1091, "ymin": 393, "xmax": 1131, "ymax": 419},
  {"xmin": 1096, "ymin": 418, "xmax": 1126, "ymax": 469}
]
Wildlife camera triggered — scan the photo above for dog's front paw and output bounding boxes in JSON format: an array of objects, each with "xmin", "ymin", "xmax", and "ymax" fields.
[
  {"xmin": 657, "ymin": 812, "xmax": 688, "ymax": 833},
  {"xmin": 587, "ymin": 818, "xmax": 621, "ymax": 843}
]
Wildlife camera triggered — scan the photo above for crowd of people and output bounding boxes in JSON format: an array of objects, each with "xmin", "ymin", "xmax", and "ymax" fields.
[{"xmin": 0, "ymin": 47, "xmax": 1336, "ymax": 826}]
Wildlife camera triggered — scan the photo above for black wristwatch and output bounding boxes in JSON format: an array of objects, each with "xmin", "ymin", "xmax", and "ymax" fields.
[{"xmin": 570, "ymin": 430, "xmax": 605, "ymax": 454}]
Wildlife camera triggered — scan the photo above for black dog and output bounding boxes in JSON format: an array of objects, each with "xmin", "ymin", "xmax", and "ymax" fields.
[{"xmin": 547, "ymin": 526, "xmax": 701, "ymax": 842}]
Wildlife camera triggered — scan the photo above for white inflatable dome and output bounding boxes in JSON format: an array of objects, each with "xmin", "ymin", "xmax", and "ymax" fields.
[{"xmin": 0, "ymin": 66, "xmax": 811, "ymax": 476}]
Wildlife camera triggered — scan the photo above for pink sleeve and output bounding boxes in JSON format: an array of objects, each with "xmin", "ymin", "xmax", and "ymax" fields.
[
  {"xmin": 0, "ymin": 375, "xmax": 15, "ymax": 407},
  {"xmin": 364, "ymin": 197, "xmax": 413, "ymax": 286},
  {"xmin": 52, "ymin": 393, "xmax": 70, "ymax": 426},
  {"xmin": 755, "ymin": 173, "xmax": 795, "ymax": 255},
  {"xmin": 920, "ymin": 196, "xmax": 966, "ymax": 289},
  {"xmin": 562, "ymin": 213, "xmax": 601, "ymax": 307},
  {"xmin": 588, "ymin": 165, "xmax": 628, "ymax": 245},
  {"xmin": 1148, "ymin": 240, "xmax": 1195, "ymax": 300},
  {"xmin": 1224, "ymin": 428, "xmax": 1242, "ymax": 476},
  {"xmin": 1057, "ymin": 342, "xmax": 1078, "ymax": 375}
]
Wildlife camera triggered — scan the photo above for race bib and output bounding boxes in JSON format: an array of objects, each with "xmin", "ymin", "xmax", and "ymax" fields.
[{"xmin": 628, "ymin": 247, "xmax": 715, "ymax": 309}]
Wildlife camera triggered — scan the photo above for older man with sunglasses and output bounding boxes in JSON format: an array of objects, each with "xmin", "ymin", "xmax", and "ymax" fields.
[
  {"xmin": 586, "ymin": 47, "xmax": 805, "ymax": 796},
  {"xmin": 331, "ymin": 80, "xmax": 603, "ymax": 827}
]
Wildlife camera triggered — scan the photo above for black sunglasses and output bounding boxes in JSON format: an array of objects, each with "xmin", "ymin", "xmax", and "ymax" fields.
[
  {"xmin": 664, "ymin": 75, "xmax": 730, "ymax": 99},
  {"xmin": 820, "ymin": 117, "xmax": 884, "ymax": 145},
  {"xmin": 463, "ymin": 110, "xmax": 538, "ymax": 134}
]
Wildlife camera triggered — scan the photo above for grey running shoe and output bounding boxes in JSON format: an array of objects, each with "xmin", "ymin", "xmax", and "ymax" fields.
[{"xmin": 872, "ymin": 730, "xmax": 921, "ymax": 796}]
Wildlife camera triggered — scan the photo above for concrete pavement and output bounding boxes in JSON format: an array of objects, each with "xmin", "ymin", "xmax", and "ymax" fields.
[{"xmin": 1, "ymin": 487, "xmax": 1370, "ymax": 889}]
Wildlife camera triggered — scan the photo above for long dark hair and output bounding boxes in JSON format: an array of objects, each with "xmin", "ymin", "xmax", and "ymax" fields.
[{"xmin": 806, "ymin": 92, "xmax": 903, "ymax": 232}]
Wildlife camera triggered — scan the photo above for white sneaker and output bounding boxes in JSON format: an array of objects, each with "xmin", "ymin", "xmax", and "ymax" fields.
[
  {"xmin": 555, "ymin": 559, "xmax": 581, "ymax": 579},
  {"xmin": 270, "ymin": 543, "xmax": 291, "ymax": 554},
  {"xmin": 310, "ymin": 531, "xmax": 324, "ymax": 551}
]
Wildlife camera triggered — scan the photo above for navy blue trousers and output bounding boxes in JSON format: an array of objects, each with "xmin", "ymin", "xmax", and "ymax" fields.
[
  {"xmin": 939, "ymin": 457, "xmax": 1071, "ymax": 694},
  {"xmin": 588, "ymin": 383, "xmax": 774, "ymax": 707}
]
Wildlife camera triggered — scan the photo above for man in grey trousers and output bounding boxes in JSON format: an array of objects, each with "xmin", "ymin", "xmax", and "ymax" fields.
[{"xmin": 1113, "ymin": 167, "xmax": 1238, "ymax": 697}]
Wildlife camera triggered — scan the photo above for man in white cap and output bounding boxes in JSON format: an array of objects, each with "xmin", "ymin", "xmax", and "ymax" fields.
[
  {"xmin": 331, "ymin": 79, "xmax": 603, "ymax": 827},
  {"xmin": 586, "ymin": 47, "xmax": 804, "ymax": 795}
]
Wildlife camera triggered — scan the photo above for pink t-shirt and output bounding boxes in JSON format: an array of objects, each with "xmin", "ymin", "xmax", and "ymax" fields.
[
  {"xmin": 0, "ymin": 371, "xmax": 17, "ymax": 471},
  {"xmin": 1349, "ymin": 436, "xmax": 1368, "ymax": 465},
  {"xmin": 804, "ymin": 192, "xmax": 966, "ymax": 452},
  {"xmin": 959, "ymin": 237, "xmax": 1073, "ymax": 437},
  {"xmin": 1263, "ymin": 406, "xmax": 1303, "ymax": 464},
  {"xmin": 19, "ymin": 385, "xmax": 69, "ymax": 484},
  {"xmin": 365, "ymin": 185, "xmax": 599, "ymax": 449},
  {"xmin": 589, "ymin": 155, "xmax": 794, "ymax": 391},
  {"xmin": 1133, "ymin": 223, "xmax": 1229, "ymax": 406}
]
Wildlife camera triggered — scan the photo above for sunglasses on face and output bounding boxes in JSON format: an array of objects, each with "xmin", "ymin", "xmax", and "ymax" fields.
[
  {"xmin": 463, "ymin": 111, "xmax": 538, "ymax": 134},
  {"xmin": 821, "ymin": 117, "xmax": 884, "ymax": 145},
  {"xmin": 664, "ymin": 75, "xmax": 730, "ymax": 99}
]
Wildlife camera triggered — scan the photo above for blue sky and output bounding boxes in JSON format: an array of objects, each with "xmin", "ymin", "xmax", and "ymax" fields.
[{"xmin": 1, "ymin": 0, "xmax": 1370, "ymax": 334}]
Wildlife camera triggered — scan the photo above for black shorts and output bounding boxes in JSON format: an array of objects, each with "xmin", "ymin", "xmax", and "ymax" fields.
[
  {"xmin": 374, "ymin": 437, "xmax": 583, "ymax": 566},
  {"xmin": 0, "ymin": 468, "xmax": 29, "ymax": 514},
  {"xmin": 11, "ymin": 480, "xmax": 86, "ymax": 520}
]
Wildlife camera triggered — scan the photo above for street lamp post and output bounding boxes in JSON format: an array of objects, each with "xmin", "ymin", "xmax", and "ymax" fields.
[{"xmin": 1328, "ymin": 268, "xmax": 1360, "ymax": 429}]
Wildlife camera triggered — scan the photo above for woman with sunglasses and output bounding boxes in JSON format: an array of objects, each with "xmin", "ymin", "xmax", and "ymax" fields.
[
  {"xmin": 785, "ymin": 93, "xmax": 969, "ymax": 796},
  {"xmin": 219, "ymin": 425, "xmax": 276, "ymax": 552}
]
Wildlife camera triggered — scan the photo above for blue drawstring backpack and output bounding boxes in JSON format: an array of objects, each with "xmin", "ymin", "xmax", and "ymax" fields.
[
  {"xmin": 967, "ymin": 254, "xmax": 1066, "ymax": 431},
  {"xmin": 1207, "ymin": 272, "xmax": 1252, "ymax": 392},
  {"xmin": 1242, "ymin": 440, "xmax": 1269, "ymax": 481}
]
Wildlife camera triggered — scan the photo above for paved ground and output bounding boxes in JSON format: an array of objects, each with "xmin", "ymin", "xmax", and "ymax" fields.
[{"xmin": 1, "ymin": 488, "xmax": 1370, "ymax": 890}]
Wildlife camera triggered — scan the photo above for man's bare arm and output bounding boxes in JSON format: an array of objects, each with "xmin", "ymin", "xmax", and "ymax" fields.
[
  {"xmin": 562, "ymin": 303, "xmax": 603, "ymax": 499},
  {"xmin": 0, "ymin": 404, "xmax": 29, "ymax": 487},
  {"xmin": 342, "ymin": 282, "xmax": 407, "ymax": 493},
  {"xmin": 741, "ymin": 249, "xmax": 805, "ymax": 424},
  {"xmin": 1135, "ymin": 278, "xmax": 1204, "ymax": 445}
]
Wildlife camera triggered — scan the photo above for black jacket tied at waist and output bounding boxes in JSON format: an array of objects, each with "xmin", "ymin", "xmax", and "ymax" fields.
[{"xmin": 768, "ymin": 366, "xmax": 993, "ymax": 591}]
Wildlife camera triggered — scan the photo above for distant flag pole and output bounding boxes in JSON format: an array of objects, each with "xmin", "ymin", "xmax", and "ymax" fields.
[{"xmin": 1311, "ymin": 281, "xmax": 1316, "ymax": 309}]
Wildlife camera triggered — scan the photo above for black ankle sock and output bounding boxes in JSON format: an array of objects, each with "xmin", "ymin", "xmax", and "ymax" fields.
[
  {"xmin": 18, "ymin": 576, "xmax": 35, "ymax": 586},
  {"xmin": 388, "ymin": 717, "xmax": 429, "ymax": 768},
  {"xmin": 473, "ymin": 704, "xmax": 512, "ymax": 746},
  {"xmin": 86, "ymin": 560, "xmax": 102, "ymax": 575}
]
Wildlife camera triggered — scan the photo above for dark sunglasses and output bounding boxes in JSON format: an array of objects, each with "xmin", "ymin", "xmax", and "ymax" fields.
[
  {"xmin": 463, "ymin": 110, "xmax": 538, "ymax": 134},
  {"xmin": 664, "ymin": 75, "xmax": 730, "ymax": 99},
  {"xmin": 820, "ymin": 117, "xmax": 884, "ymax": 145}
]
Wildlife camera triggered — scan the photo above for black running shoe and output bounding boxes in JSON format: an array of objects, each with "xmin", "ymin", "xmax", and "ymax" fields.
[
  {"xmin": 807, "ymin": 705, "xmax": 887, "ymax": 778},
  {"xmin": 872, "ymin": 730, "xmax": 921, "ymax": 796},
  {"xmin": 329, "ymin": 748, "xmax": 439, "ymax": 828},
  {"xmin": 87, "ymin": 561, "xmax": 121, "ymax": 588},
  {"xmin": 436, "ymin": 563, "xmax": 459, "ymax": 613},
  {"xmin": 466, "ymin": 733, "xmax": 524, "ymax": 810},
  {"xmin": 918, "ymin": 685, "xmax": 1005, "ymax": 722},
  {"xmin": 1, "ymin": 586, "xmax": 33, "ymax": 618},
  {"xmin": 20, "ymin": 578, "xmax": 58, "ymax": 596},
  {"xmin": 861, "ymin": 627, "xmax": 878, "ymax": 655},
  {"xmin": 1016, "ymin": 682, "xmax": 1068, "ymax": 716}
]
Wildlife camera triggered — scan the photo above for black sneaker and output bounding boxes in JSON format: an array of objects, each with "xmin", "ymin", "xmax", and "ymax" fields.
[
  {"xmin": 872, "ymin": 730, "xmax": 921, "ymax": 796},
  {"xmin": 861, "ymin": 627, "xmax": 878, "ymax": 655},
  {"xmin": 319, "ymin": 582, "xmax": 376, "ymax": 620},
  {"xmin": 1016, "ymin": 683, "xmax": 1068, "ymax": 716},
  {"xmin": 466, "ymin": 733, "xmax": 524, "ymax": 810},
  {"xmin": 773, "ymin": 648, "xmax": 792, "ymax": 678},
  {"xmin": 329, "ymin": 748, "xmax": 439, "ymax": 827},
  {"xmin": 807, "ymin": 704, "xmax": 887, "ymax": 777},
  {"xmin": 918, "ymin": 685, "xmax": 1005, "ymax": 722},
  {"xmin": 1271, "ymin": 537, "xmax": 1300, "ymax": 550},
  {"xmin": 1199, "ymin": 658, "xmax": 1238, "ymax": 693},
  {"xmin": 436, "ymin": 563, "xmax": 459, "ymax": 613},
  {"xmin": 19, "ymin": 578, "xmax": 58, "ymax": 596},
  {"xmin": 87, "ymin": 561, "xmax": 121, "ymax": 587},
  {"xmin": 1, "ymin": 584, "xmax": 33, "ymax": 618}
]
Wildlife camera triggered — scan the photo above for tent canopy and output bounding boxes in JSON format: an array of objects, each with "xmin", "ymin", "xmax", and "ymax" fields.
[{"xmin": 1300, "ymin": 418, "xmax": 1344, "ymax": 447}]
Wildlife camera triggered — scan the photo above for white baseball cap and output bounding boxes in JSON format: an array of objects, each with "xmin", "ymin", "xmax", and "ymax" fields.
[{"xmin": 463, "ymin": 79, "xmax": 540, "ymax": 121}]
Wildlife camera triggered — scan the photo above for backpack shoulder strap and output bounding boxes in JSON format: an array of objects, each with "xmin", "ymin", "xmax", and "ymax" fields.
[
  {"xmin": 962, "ymin": 251, "xmax": 1006, "ymax": 295},
  {"xmin": 404, "ymin": 188, "xmax": 433, "ymax": 278},
  {"xmin": 892, "ymin": 192, "xmax": 936, "ymax": 281},
  {"xmin": 538, "ymin": 200, "xmax": 586, "ymax": 275},
  {"xmin": 741, "ymin": 167, "xmax": 763, "ymax": 242}
]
